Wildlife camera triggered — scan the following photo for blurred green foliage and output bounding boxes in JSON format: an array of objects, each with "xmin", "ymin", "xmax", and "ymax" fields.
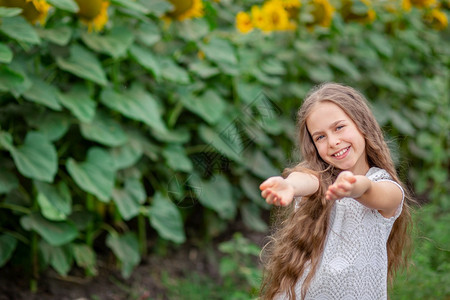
[{"xmin": 0, "ymin": 0, "xmax": 448, "ymax": 297}]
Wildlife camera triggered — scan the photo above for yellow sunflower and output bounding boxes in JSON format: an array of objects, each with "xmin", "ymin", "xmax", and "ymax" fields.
[
  {"xmin": 0, "ymin": 0, "xmax": 51, "ymax": 25},
  {"xmin": 75, "ymin": 0, "xmax": 109, "ymax": 32},
  {"xmin": 166, "ymin": 0, "xmax": 204, "ymax": 21},
  {"xmin": 236, "ymin": 11, "xmax": 254, "ymax": 33},
  {"xmin": 262, "ymin": 0, "xmax": 295, "ymax": 31},
  {"xmin": 424, "ymin": 8, "xmax": 448, "ymax": 29},
  {"xmin": 308, "ymin": 0, "xmax": 335, "ymax": 27},
  {"xmin": 341, "ymin": 0, "xmax": 376, "ymax": 24}
]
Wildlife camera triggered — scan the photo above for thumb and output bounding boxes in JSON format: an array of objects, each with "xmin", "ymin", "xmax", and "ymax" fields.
[{"xmin": 260, "ymin": 177, "xmax": 280, "ymax": 190}]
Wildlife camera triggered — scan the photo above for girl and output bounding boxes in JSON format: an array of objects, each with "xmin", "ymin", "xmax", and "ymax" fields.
[{"xmin": 259, "ymin": 83, "xmax": 413, "ymax": 299}]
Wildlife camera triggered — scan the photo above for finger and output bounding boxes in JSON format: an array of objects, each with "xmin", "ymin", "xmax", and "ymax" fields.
[
  {"xmin": 260, "ymin": 177, "xmax": 277, "ymax": 190},
  {"xmin": 261, "ymin": 190, "xmax": 269, "ymax": 199},
  {"xmin": 344, "ymin": 176, "xmax": 357, "ymax": 184}
]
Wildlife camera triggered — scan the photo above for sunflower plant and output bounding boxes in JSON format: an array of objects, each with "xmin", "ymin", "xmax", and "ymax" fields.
[{"xmin": 0, "ymin": 0, "xmax": 448, "ymax": 298}]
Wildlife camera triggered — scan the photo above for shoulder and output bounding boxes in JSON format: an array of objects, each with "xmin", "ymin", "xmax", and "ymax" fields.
[{"xmin": 366, "ymin": 167, "xmax": 392, "ymax": 181}]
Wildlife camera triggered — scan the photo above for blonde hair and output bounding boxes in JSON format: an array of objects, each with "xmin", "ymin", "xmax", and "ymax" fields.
[{"xmin": 260, "ymin": 83, "xmax": 413, "ymax": 299}]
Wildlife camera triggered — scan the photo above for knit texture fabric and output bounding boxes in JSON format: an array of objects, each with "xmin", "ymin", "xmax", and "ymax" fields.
[{"xmin": 280, "ymin": 167, "xmax": 404, "ymax": 300}]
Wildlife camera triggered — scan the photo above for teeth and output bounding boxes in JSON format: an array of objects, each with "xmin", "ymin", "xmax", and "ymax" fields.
[{"xmin": 334, "ymin": 147, "xmax": 349, "ymax": 157}]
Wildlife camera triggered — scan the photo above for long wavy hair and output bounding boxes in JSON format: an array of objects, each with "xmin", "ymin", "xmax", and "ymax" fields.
[{"xmin": 260, "ymin": 83, "xmax": 414, "ymax": 299}]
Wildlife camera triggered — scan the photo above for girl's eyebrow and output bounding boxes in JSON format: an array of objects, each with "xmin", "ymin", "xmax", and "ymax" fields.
[{"xmin": 311, "ymin": 120, "xmax": 346, "ymax": 137}]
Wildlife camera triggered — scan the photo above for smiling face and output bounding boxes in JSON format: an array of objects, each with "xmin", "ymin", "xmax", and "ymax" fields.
[{"xmin": 306, "ymin": 101, "xmax": 369, "ymax": 175}]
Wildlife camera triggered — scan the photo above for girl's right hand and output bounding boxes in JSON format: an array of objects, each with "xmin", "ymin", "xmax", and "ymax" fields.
[{"xmin": 259, "ymin": 176, "xmax": 295, "ymax": 206}]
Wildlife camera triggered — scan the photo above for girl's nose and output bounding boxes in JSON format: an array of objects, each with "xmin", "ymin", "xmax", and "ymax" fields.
[{"xmin": 328, "ymin": 135, "xmax": 341, "ymax": 147}]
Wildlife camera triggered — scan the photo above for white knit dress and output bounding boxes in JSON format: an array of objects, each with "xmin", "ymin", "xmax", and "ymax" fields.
[{"xmin": 278, "ymin": 167, "xmax": 404, "ymax": 300}]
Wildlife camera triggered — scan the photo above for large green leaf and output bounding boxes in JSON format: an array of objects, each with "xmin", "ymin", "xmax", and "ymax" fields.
[
  {"xmin": 244, "ymin": 150, "xmax": 279, "ymax": 179},
  {"xmin": 36, "ymin": 26, "xmax": 72, "ymax": 46},
  {"xmin": 73, "ymin": 244, "xmax": 97, "ymax": 276},
  {"xmin": 199, "ymin": 37, "xmax": 237, "ymax": 66},
  {"xmin": 58, "ymin": 84, "xmax": 96, "ymax": 123},
  {"xmin": 149, "ymin": 192, "xmax": 186, "ymax": 244},
  {"xmin": 10, "ymin": 132, "xmax": 57, "ymax": 182},
  {"xmin": 0, "ymin": 65, "xmax": 31, "ymax": 96},
  {"xmin": 175, "ymin": 18, "xmax": 209, "ymax": 41},
  {"xmin": 34, "ymin": 181, "xmax": 72, "ymax": 221},
  {"xmin": 46, "ymin": 0, "xmax": 79, "ymax": 12},
  {"xmin": 162, "ymin": 144, "xmax": 193, "ymax": 172},
  {"xmin": 22, "ymin": 78, "xmax": 62, "ymax": 110},
  {"xmin": 135, "ymin": 21, "xmax": 161, "ymax": 46},
  {"xmin": 181, "ymin": 89, "xmax": 226, "ymax": 125},
  {"xmin": 145, "ymin": 0, "xmax": 173, "ymax": 17},
  {"xmin": 106, "ymin": 232, "xmax": 140, "ymax": 278},
  {"xmin": 241, "ymin": 203, "xmax": 268, "ymax": 232},
  {"xmin": 26, "ymin": 112, "xmax": 70, "ymax": 142},
  {"xmin": 81, "ymin": 27, "xmax": 134, "ymax": 58},
  {"xmin": 112, "ymin": 178, "xmax": 146, "ymax": 220},
  {"xmin": 66, "ymin": 147, "xmax": 115, "ymax": 202},
  {"xmin": 21, "ymin": 213, "xmax": 78, "ymax": 246},
  {"xmin": 188, "ymin": 174, "xmax": 236, "ymax": 220},
  {"xmin": 100, "ymin": 84, "xmax": 167, "ymax": 132},
  {"xmin": 0, "ymin": 169, "xmax": 19, "ymax": 194},
  {"xmin": 159, "ymin": 57, "xmax": 190, "ymax": 84},
  {"xmin": 198, "ymin": 125, "xmax": 243, "ymax": 163},
  {"xmin": 110, "ymin": 140, "xmax": 143, "ymax": 171},
  {"xmin": 56, "ymin": 44, "xmax": 108, "ymax": 86},
  {"xmin": 0, "ymin": 16, "xmax": 40, "ymax": 44},
  {"xmin": 80, "ymin": 111, "xmax": 128, "ymax": 147},
  {"xmin": 0, "ymin": 234, "xmax": 17, "ymax": 267},
  {"xmin": 129, "ymin": 44, "xmax": 161, "ymax": 79},
  {"xmin": 0, "ymin": 7, "xmax": 22, "ymax": 17},
  {"xmin": 327, "ymin": 54, "xmax": 361, "ymax": 80},
  {"xmin": 39, "ymin": 241, "xmax": 73, "ymax": 276},
  {"xmin": 0, "ymin": 43, "xmax": 13, "ymax": 63}
]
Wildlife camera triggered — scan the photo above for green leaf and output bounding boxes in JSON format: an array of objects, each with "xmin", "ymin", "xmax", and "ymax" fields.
[
  {"xmin": 0, "ymin": 65, "xmax": 31, "ymax": 96},
  {"xmin": 73, "ymin": 244, "xmax": 97, "ymax": 276},
  {"xmin": 35, "ymin": 181, "xmax": 72, "ymax": 221},
  {"xmin": 100, "ymin": 84, "xmax": 167, "ymax": 133},
  {"xmin": 46, "ymin": 0, "xmax": 79, "ymax": 12},
  {"xmin": 199, "ymin": 37, "xmax": 237, "ymax": 66},
  {"xmin": 39, "ymin": 241, "xmax": 73, "ymax": 276},
  {"xmin": 0, "ymin": 16, "xmax": 40, "ymax": 44},
  {"xmin": 370, "ymin": 70, "xmax": 407, "ymax": 93},
  {"xmin": 307, "ymin": 64, "xmax": 334, "ymax": 82},
  {"xmin": 162, "ymin": 144, "xmax": 193, "ymax": 172},
  {"xmin": 26, "ymin": 112, "xmax": 70, "ymax": 142},
  {"xmin": 181, "ymin": 89, "xmax": 227, "ymax": 124},
  {"xmin": 106, "ymin": 232, "xmax": 140, "ymax": 278},
  {"xmin": 145, "ymin": 0, "xmax": 173, "ymax": 17},
  {"xmin": 160, "ymin": 57, "xmax": 190, "ymax": 84},
  {"xmin": 260, "ymin": 58, "xmax": 286, "ymax": 75},
  {"xmin": 389, "ymin": 110, "xmax": 416, "ymax": 135},
  {"xmin": 240, "ymin": 174, "xmax": 269, "ymax": 208},
  {"xmin": 149, "ymin": 192, "xmax": 186, "ymax": 244},
  {"xmin": 175, "ymin": 18, "xmax": 209, "ymax": 41},
  {"xmin": 327, "ymin": 54, "xmax": 361, "ymax": 80},
  {"xmin": 198, "ymin": 125, "xmax": 243, "ymax": 163},
  {"xmin": 0, "ymin": 43, "xmax": 13, "ymax": 63},
  {"xmin": 0, "ymin": 234, "xmax": 17, "ymax": 267},
  {"xmin": 56, "ymin": 44, "xmax": 108, "ymax": 86},
  {"xmin": 58, "ymin": 84, "xmax": 97, "ymax": 123},
  {"xmin": 36, "ymin": 26, "xmax": 72, "ymax": 46},
  {"xmin": 21, "ymin": 213, "xmax": 78, "ymax": 246},
  {"xmin": 110, "ymin": 140, "xmax": 143, "ymax": 171},
  {"xmin": 189, "ymin": 174, "xmax": 236, "ymax": 220},
  {"xmin": 23, "ymin": 78, "xmax": 62, "ymax": 110},
  {"xmin": 112, "ymin": 0, "xmax": 150, "ymax": 13},
  {"xmin": 0, "ymin": 7, "xmax": 22, "ymax": 17},
  {"xmin": 0, "ymin": 169, "xmax": 19, "ymax": 194},
  {"xmin": 367, "ymin": 33, "xmax": 393, "ymax": 58},
  {"xmin": 129, "ymin": 44, "xmax": 161, "ymax": 79},
  {"xmin": 81, "ymin": 27, "xmax": 134, "ymax": 58},
  {"xmin": 241, "ymin": 203, "xmax": 268, "ymax": 232},
  {"xmin": 244, "ymin": 150, "xmax": 279, "ymax": 178},
  {"xmin": 135, "ymin": 21, "xmax": 161, "ymax": 46},
  {"xmin": 66, "ymin": 147, "xmax": 115, "ymax": 202},
  {"xmin": 151, "ymin": 127, "xmax": 190, "ymax": 143},
  {"xmin": 10, "ymin": 132, "xmax": 58, "ymax": 182},
  {"xmin": 80, "ymin": 111, "xmax": 128, "ymax": 147},
  {"xmin": 188, "ymin": 61, "xmax": 219, "ymax": 78},
  {"xmin": 112, "ymin": 178, "xmax": 146, "ymax": 220},
  {"xmin": 0, "ymin": 131, "xmax": 14, "ymax": 151}
]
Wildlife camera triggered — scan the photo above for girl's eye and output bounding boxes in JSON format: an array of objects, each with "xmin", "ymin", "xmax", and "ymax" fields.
[
  {"xmin": 316, "ymin": 135, "xmax": 324, "ymax": 142},
  {"xmin": 336, "ymin": 125, "xmax": 344, "ymax": 131}
]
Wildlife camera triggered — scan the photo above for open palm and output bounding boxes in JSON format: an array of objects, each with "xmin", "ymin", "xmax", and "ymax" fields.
[{"xmin": 260, "ymin": 176, "xmax": 295, "ymax": 206}]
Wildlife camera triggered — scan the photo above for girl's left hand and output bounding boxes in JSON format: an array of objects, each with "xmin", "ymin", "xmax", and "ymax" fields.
[{"xmin": 326, "ymin": 171, "xmax": 357, "ymax": 201}]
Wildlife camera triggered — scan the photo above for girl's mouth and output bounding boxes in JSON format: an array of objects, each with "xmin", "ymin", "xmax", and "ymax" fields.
[{"xmin": 332, "ymin": 146, "xmax": 350, "ymax": 159}]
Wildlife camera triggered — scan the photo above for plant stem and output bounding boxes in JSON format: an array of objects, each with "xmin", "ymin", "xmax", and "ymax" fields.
[
  {"xmin": 138, "ymin": 213, "xmax": 147, "ymax": 256},
  {"xmin": 86, "ymin": 194, "xmax": 95, "ymax": 247}
]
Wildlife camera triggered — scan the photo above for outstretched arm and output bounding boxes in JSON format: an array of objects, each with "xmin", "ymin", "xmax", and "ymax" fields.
[
  {"xmin": 260, "ymin": 172, "xmax": 319, "ymax": 206},
  {"xmin": 326, "ymin": 171, "xmax": 403, "ymax": 218}
]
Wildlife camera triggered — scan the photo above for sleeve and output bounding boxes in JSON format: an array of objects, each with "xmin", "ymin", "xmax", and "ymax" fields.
[{"xmin": 369, "ymin": 168, "xmax": 404, "ymax": 220}]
